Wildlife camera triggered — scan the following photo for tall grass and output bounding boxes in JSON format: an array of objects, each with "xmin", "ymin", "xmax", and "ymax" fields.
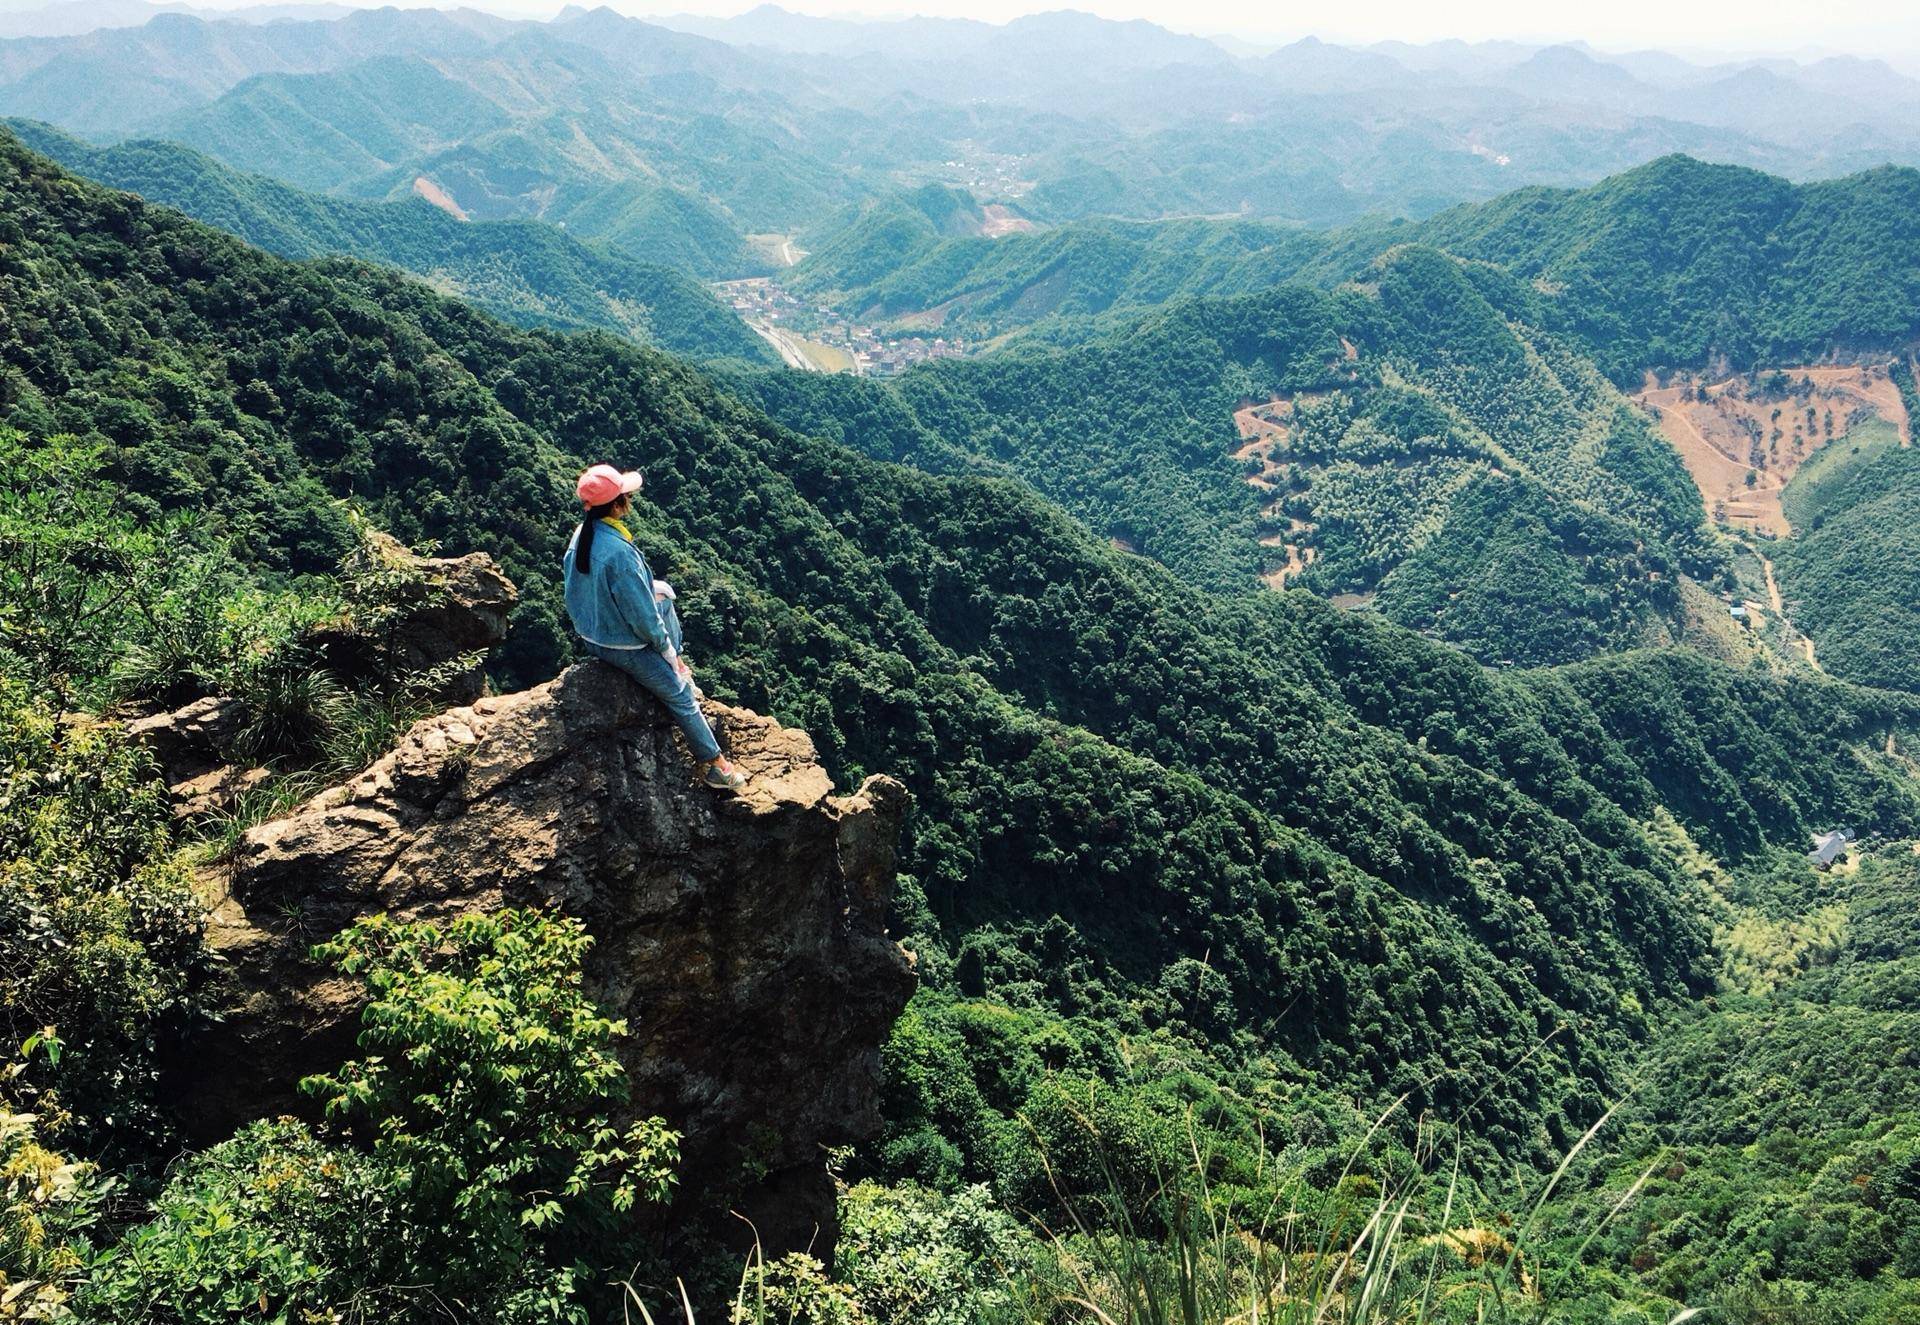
[
  {"xmin": 616, "ymin": 1091, "xmax": 1684, "ymax": 1325},
  {"xmin": 1021, "ymin": 1092, "xmax": 1672, "ymax": 1325}
]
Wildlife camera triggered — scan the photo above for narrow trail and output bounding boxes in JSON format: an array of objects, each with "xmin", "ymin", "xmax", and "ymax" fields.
[
  {"xmin": 1760, "ymin": 554, "xmax": 1785, "ymax": 616},
  {"xmin": 1756, "ymin": 550, "xmax": 1822, "ymax": 673}
]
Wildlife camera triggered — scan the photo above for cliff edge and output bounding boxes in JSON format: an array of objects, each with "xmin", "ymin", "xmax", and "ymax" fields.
[{"xmin": 176, "ymin": 660, "xmax": 917, "ymax": 1256}]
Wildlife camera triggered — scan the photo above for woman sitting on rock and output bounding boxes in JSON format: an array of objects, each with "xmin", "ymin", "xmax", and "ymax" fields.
[{"xmin": 563, "ymin": 463, "xmax": 747, "ymax": 790}]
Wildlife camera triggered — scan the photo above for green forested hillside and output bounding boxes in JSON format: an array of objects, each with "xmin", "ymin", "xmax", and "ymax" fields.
[
  {"xmin": 1756, "ymin": 360, "xmax": 1920, "ymax": 696},
  {"xmin": 738, "ymin": 244, "xmax": 1721, "ymax": 666},
  {"xmin": 786, "ymin": 195, "xmax": 1322, "ymax": 341},
  {"xmin": 0, "ymin": 7, "xmax": 519, "ymax": 133},
  {"xmin": 1315, "ymin": 155, "xmax": 1920, "ymax": 382},
  {"xmin": 788, "ymin": 206, "xmax": 1323, "ymax": 336},
  {"xmin": 770, "ymin": 158, "xmax": 1920, "ymax": 688},
  {"xmin": 143, "ymin": 45, "xmax": 775, "ymax": 280},
  {"xmin": 797, "ymin": 156, "xmax": 1920, "ymax": 387},
  {"xmin": 1776, "ymin": 439, "xmax": 1920, "ymax": 693},
  {"xmin": 154, "ymin": 53, "xmax": 512, "ymax": 193},
  {"xmin": 545, "ymin": 177, "xmax": 761, "ymax": 279},
  {"xmin": 1536, "ymin": 851, "xmax": 1920, "ymax": 1321},
  {"xmin": 3, "ymin": 129, "xmax": 1918, "ymax": 1320},
  {"xmin": 7, "ymin": 120, "xmax": 775, "ymax": 363},
  {"xmin": 793, "ymin": 184, "xmax": 992, "ymax": 293}
]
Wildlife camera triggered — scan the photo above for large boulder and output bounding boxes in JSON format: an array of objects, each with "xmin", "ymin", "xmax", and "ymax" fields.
[{"xmin": 177, "ymin": 662, "xmax": 915, "ymax": 1257}]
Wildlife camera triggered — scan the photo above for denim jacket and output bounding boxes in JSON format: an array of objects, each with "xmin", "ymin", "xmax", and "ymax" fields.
[{"xmin": 562, "ymin": 518, "xmax": 672, "ymax": 652}]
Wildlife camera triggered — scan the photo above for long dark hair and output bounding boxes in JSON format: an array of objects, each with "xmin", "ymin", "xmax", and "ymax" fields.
[{"xmin": 574, "ymin": 499, "xmax": 621, "ymax": 575}]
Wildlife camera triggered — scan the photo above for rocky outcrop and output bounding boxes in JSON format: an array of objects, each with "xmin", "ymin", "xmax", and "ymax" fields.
[
  {"xmin": 124, "ymin": 544, "xmax": 517, "ymax": 819},
  {"xmin": 176, "ymin": 661, "xmax": 915, "ymax": 1256},
  {"xmin": 307, "ymin": 535, "xmax": 518, "ymax": 707},
  {"xmin": 124, "ymin": 695, "xmax": 266, "ymax": 820}
]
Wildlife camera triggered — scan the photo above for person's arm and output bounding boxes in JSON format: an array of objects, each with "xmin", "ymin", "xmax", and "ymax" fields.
[{"xmin": 608, "ymin": 544, "xmax": 676, "ymax": 656}]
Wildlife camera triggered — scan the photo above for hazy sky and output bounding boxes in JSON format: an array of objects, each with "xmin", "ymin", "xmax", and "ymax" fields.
[
  {"xmin": 636, "ymin": 0, "xmax": 1916, "ymax": 59},
  {"xmin": 185, "ymin": 0, "xmax": 1920, "ymax": 63}
]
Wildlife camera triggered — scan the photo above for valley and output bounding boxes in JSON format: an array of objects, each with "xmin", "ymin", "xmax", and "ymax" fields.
[
  {"xmin": 2, "ymin": 5, "xmax": 1920, "ymax": 1322},
  {"xmin": 719, "ymin": 275, "xmax": 977, "ymax": 374}
]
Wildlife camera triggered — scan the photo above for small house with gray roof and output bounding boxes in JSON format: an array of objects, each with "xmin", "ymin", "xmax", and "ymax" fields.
[{"xmin": 1807, "ymin": 827, "xmax": 1854, "ymax": 870}]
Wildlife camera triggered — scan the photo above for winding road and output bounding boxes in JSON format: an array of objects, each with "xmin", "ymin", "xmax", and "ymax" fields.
[
  {"xmin": 1756, "ymin": 550, "xmax": 1821, "ymax": 672},
  {"xmin": 747, "ymin": 319, "xmax": 816, "ymax": 371}
]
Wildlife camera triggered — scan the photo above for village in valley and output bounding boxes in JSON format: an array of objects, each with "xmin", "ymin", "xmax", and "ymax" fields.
[{"xmin": 715, "ymin": 277, "xmax": 973, "ymax": 376}]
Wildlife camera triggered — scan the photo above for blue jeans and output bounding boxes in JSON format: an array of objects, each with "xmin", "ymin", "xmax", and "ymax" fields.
[{"xmin": 583, "ymin": 600, "xmax": 722, "ymax": 763}]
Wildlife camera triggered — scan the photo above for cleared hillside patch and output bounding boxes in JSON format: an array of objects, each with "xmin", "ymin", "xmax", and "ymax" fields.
[
  {"xmin": 1233, "ymin": 395, "xmax": 1317, "ymax": 587},
  {"xmin": 410, "ymin": 173, "xmax": 467, "ymax": 220},
  {"xmin": 1634, "ymin": 363, "xmax": 1908, "ymax": 537}
]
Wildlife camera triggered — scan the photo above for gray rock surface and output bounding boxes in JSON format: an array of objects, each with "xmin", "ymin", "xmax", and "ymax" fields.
[
  {"xmin": 123, "ymin": 695, "xmax": 253, "ymax": 820},
  {"xmin": 176, "ymin": 661, "xmax": 915, "ymax": 1257}
]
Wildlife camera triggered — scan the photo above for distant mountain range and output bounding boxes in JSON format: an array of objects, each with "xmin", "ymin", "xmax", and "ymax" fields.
[
  {"xmin": 5, "ymin": 118, "xmax": 776, "ymax": 362},
  {"xmin": 791, "ymin": 154, "xmax": 1920, "ymax": 378},
  {"xmin": 0, "ymin": 0, "xmax": 348, "ymax": 40},
  {"xmin": 4, "ymin": 3, "xmax": 1920, "ymax": 270}
]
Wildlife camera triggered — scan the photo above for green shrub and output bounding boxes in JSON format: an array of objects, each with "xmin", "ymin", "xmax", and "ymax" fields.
[
  {"xmin": 997, "ymin": 1076, "xmax": 1185, "ymax": 1233},
  {"xmin": 82, "ymin": 909, "xmax": 682, "ymax": 1323},
  {"xmin": 75, "ymin": 1118, "xmax": 399, "ymax": 1324},
  {"xmin": 301, "ymin": 909, "xmax": 681, "ymax": 1315},
  {"xmin": 1, "ymin": 1042, "xmax": 107, "ymax": 1320},
  {"xmin": 0, "ymin": 683, "xmax": 207, "ymax": 1153},
  {"xmin": 730, "ymin": 1251, "xmax": 863, "ymax": 1325},
  {"xmin": 836, "ymin": 1181, "xmax": 1037, "ymax": 1325}
]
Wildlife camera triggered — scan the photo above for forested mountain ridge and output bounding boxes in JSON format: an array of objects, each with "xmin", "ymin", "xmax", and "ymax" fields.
[
  {"xmin": 4, "ymin": 125, "xmax": 1920, "ymax": 1318},
  {"xmin": 1316, "ymin": 154, "xmax": 1920, "ymax": 381},
  {"xmin": 768, "ymin": 155, "xmax": 1920, "ymax": 690},
  {"xmin": 142, "ymin": 37, "xmax": 847, "ymax": 245},
  {"xmin": 736, "ymin": 241, "xmax": 1724, "ymax": 667},
  {"xmin": 786, "ymin": 209, "xmax": 1322, "ymax": 337},
  {"xmin": 798, "ymin": 156, "xmax": 1920, "ymax": 382},
  {"xmin": 10, "ymin": 3, "xmax": 1920, "ymax": 282},
  {"xmin": 4, "ymin": 118, "xmax": 776, "ymax": 362}
]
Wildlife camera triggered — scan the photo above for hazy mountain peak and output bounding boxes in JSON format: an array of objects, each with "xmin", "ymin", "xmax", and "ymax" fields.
[
  {"xmin": 1499, "ymin": 41, "xmax": 1651, "ymax": 104},
  {"xmin": 1260, "ymin": 35, "xmax": 1409, "ymax": 90},
  {"xmin": 995, "ymin": 8, "xmax": 1228, "ymax": 63}
]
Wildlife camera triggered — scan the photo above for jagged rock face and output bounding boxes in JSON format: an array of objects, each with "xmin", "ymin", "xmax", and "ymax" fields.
[{"xmin": 178, "ymin": 662, "xmax": 915, "ymax": 1256}]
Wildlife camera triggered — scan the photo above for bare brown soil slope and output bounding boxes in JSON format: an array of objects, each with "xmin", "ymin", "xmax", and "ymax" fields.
[
  {"xmin": 411, "ymin": 175, "xmax": 467, "ymax": 221},
  {"xmin": 1634, "ymin": 364, "xmax": 1909, "ymax": 537},
  {"xmin": 980, "ymin": 203, "xmax": 1037, "ymax": 237}
]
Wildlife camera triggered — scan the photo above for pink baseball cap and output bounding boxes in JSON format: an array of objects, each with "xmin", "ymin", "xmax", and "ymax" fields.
[{"xmin": 576, "ymin": 463, "xmax": 643, "ymax": 507}]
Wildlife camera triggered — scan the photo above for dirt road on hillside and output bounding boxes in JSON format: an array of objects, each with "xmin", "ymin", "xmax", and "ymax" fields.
[{"xmin": 1757, "ymin": 551, "xmax": 1822, "ymax": 673}]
